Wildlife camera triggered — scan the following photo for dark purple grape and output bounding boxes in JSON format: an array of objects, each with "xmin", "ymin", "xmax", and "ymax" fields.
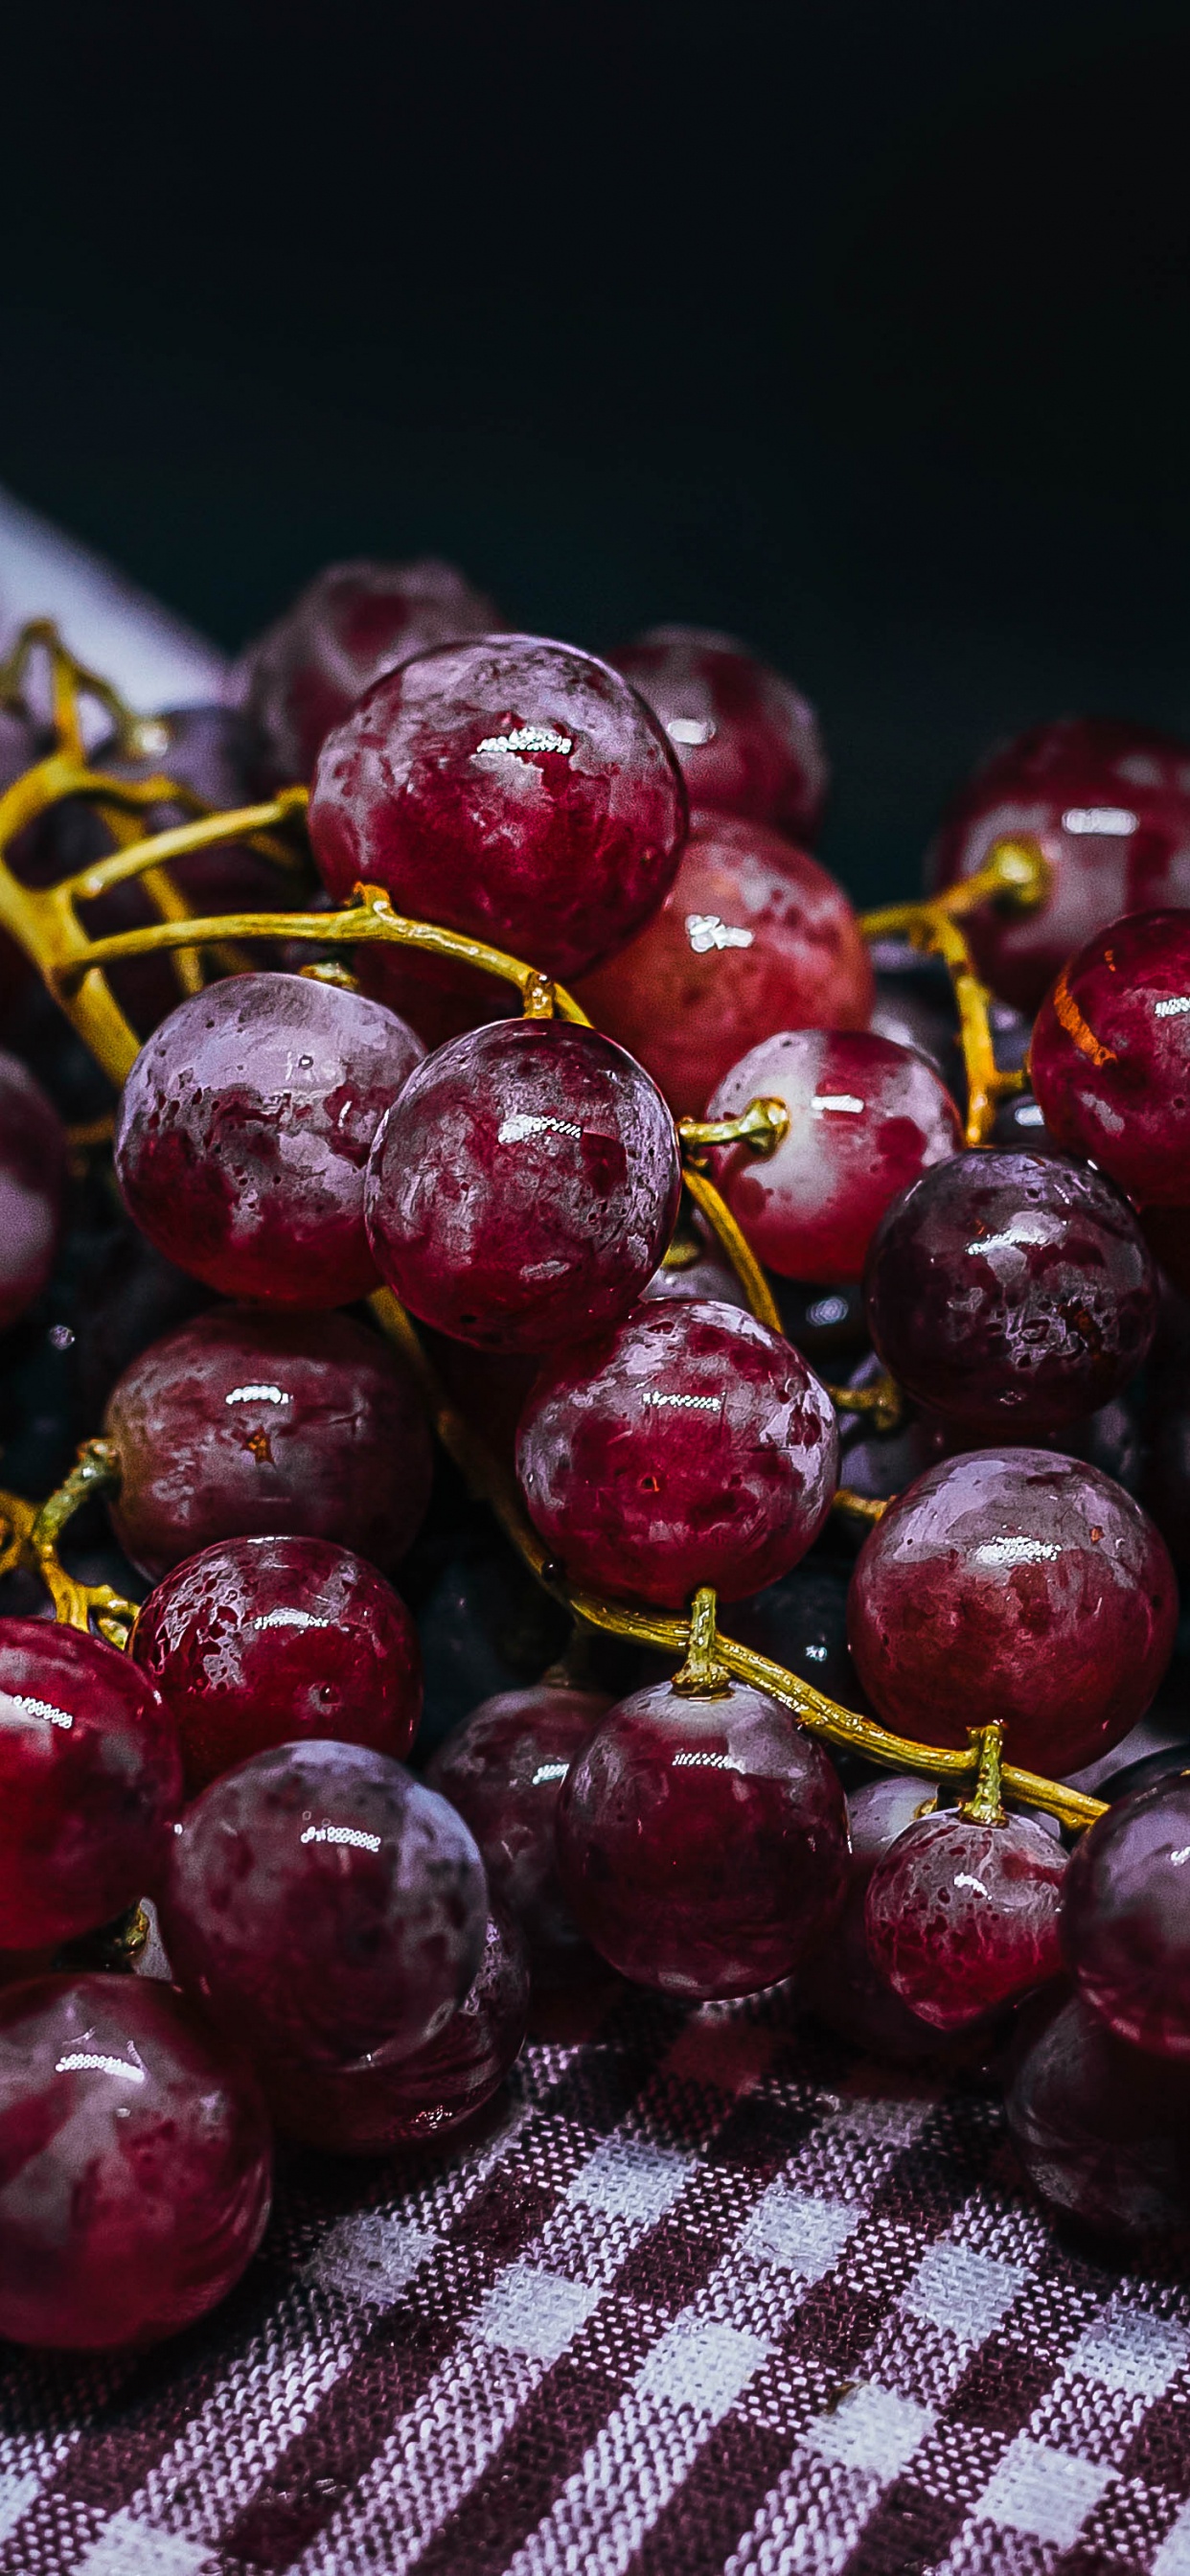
[{"xmin": 864, "ymin": 1150, "xmax": 1156, "ymax": 1434}]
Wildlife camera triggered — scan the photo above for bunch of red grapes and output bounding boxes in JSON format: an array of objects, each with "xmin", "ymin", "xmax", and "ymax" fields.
[{"xmin": 4, "ymin": 562, "xmax": 1190, "ymax": 2352}]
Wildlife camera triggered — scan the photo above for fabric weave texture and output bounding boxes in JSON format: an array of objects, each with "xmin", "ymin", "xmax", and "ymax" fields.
[{"xmin": 3, "ymin": 1981, "xmax": 1189, "ymax": 2576}]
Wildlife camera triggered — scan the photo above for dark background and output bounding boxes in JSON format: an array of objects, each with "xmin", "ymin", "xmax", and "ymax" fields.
[{"xmin": 1, "ymin": 0, "xmax": 1188, "ymax": 902}]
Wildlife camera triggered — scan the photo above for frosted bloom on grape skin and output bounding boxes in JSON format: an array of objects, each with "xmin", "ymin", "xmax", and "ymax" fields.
[
  {"xmin": 864, "ymin": 1810, "xmax": 1066, "ymax": 2030},
  {"xmin": 115, "ymin": 972, "xmax": 424, "ymax": 1308},
  {"xmin": 516, "ymin": 1298, "xmax": 838, "ymax": 1608},
  {"xmin": 159, "ymin": 1739, "xmax": 489, "ymax": 2081},
  {"xmin": 309, "ymin": 632, "xmax": 688, "ymax": 984},
  {"xmin": 364, "ymin": 1017, "xmax": 681, "ymax": 1353}
]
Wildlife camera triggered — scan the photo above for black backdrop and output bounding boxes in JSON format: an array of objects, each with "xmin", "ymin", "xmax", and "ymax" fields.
[{"xmin": 1, "ymin": 0, "xmax": 1187, "ymax": 903}]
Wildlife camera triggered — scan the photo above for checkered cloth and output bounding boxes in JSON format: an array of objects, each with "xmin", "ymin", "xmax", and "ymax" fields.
[{"xmin": 3, "ymin": 1981, "xmax": 1190, "ymax": 2576}]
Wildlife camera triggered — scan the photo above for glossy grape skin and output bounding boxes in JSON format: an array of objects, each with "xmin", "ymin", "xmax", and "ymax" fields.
[
  {"xmin": 1062, "ymin": 1778, "xmax": 1190, "ymax": 2058},
  {"xmin": 517, "ymin": 1299, "xmax": 838, "ymax": 1608},
  {"xmin": 864, "ymin": 1150, "xmax": 1156, "ymax": 1434},
  {"xmin": 0, "ymin": 1621, "xmax": 182, "ymax": 1949},
  {"xmin": 807, "ymin": 1778, "xmax": 962, "ymax": 2059},
  {"xmin": 364, "ymin": 1018, "xmax": 681, "ymax": 1353},
  {"xmin": 309, "ymin": 634, "xmax": 688, "ymax": 983},
  {"xmin": 0, "ymin": 1973, "xmax": 271, "ymax": 2350},
  {"xmin": 610, "ymin": 626, "xmax": 828, "ymax": 839},
  {"xmin": 103, "ymin": 1305, "xmax": 432, "ymax": 1579},
  {"xmin": 864, "ymin": 1810, "xmax": 1065, "ymax": 2031},
  {"xmin": 927, "ymin": 717, "xmax": 1190, "ymax": 1011},
  {"xmin": 241, "ymin": 557, "xmax": 503, "ymax": 784},
  {"xmin": 266, "ymin": 1906, "xmax": 528, "ymax": 2152},
  {"xmin": 556, "ymin": 1679, "xmax": 850, "ymax": 1999},
  {"xmin": 0, "ymin": 1049, "xmax": 66, "ymax": 1330},
  {"xmin": 707, "ymin": 1029, "xmax": 960, "ymax": 1282},
  {"xmin": 115, "ymin": 972, "xmax": 423, "ymax": 1308},
  {"xmin": 1006, "ymin": 1992, "xmax": 1190, "ymax": 2240},
  {"xmin": 426, "ymin": 1685, "xmax": 610, "ymax": 1980},
  {"xmin": 1031, "ymin": 908, "xmax": 1190, "ymax": 1206},
  {"xmin": 133, "ymin": 1534, "xmax": 423, "ymax": 1793},
  {"xmin": 159, "ymin": 1739, "xmax": 488, "ymax": 2077},
  {"xmin": 575, "ymin": 812, "xmax": 873, "ymax": 1119},
  {"xmin": 848, "ymin": 1450, "xmax": 1177, "ymax": 1778}
]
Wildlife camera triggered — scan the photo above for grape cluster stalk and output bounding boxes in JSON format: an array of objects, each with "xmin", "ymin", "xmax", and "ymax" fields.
[
  {"xmin": 0, "ymin": 620, "xmax": 1108, "ymax": 1841},
  {"xmin": 23, "ymin": 606, "xmax": 1190, "ymax": 2336}
]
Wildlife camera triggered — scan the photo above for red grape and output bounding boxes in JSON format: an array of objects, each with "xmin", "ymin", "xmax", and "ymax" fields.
[
  {"xmin": 556, "ymin": 1678, "xmax": 850, "ymax": 1998},
  {"xmin": 115, "ymin": 972, "xmax": 423, "ymax": 1308},
  {"xmin": 159, "ymin": 1738, "xmax": 488, "ymax": 2075},
  {"xmin": 864, "ymin": 1150, "xmax": 1156, "ymax": 1434},
  {"xmin": 864, "ymin": 1808, "xmax": 1065, "ymax": 2030},
  {"xmin": 1006, "ymin": 1991, "xmax": 1190, "ymax": 2239},
  {"xmin": 308, "ymin": 633, "xmax": 688, "ymax": 983},
  {"xmin": 807, "ymin": 1777, "xmax": 962, "ymax": 2059},
  {"xmin": 0, "ymin": 1049, "xmax": 65, "ymax": 1329},
  {"xmin": 610, "ymin": 625, "xmax": 828, "ymax": 839},
  {"xmin": 240, "ymin": 557, "xmax": 503, "ymax": 784},
  {"xmin": 0, "ymin": 1620, "xmax": 181, "ymax": 1949},
  {"xmin": 364, "ymin": 1018, "xmax": 680, "ymax": 1353},
  {"xmin": 264, "ymin": 1906, "xmax": 528, "ymax": 2151},
  {"xmin": 103, "ymin": 1305, "xmax": 432, "ymax": 1578},
  {"xmin": 1063, "ymin": 1778, "xmax": 1190, "ymax": 2058},
  {"xmin": 426, "ymin": 1684, "xmax": 610, "ymax": 1980},
  {"xmin": 575, "ymin": 812, "xmax": 873, "ymax": 1118},
  {"xmin": 707, "ymin": 1028, "xmax": 960, "ymax": 1281},
  {"xmin": 848, "ymin": 1449, "xmax": 1177, "ymax": 1778},
  {"xmin": 0, "ymin": 1972, "xmax": 271, "ymax": 2349},
  {"xmin": 133, "ymin": 1533, "xmax": 423, "ymax": 1793},
  {"xmin": 516, "ymin": 1299, "xmax": 838, "ymax": 1608},
  {"xmin": 1031, "ymin": 908, "xmax": 1190, "ymax": 1206},
  {"xmin": 927, "ymin": 717, "xmax": 1190, "ymax": 1010}
]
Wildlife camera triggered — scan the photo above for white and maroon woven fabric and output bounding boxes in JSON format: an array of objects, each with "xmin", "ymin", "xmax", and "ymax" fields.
[{"xmin": 3, "ymin": 1982, "xmax": 1190, "ymax": 2576}]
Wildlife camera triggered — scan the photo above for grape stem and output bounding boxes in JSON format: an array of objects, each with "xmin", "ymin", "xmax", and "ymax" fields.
[
  {"xmin": 959, "ymin": 1722, "xmax": 1006, "ymax": 1827},
  {"xmin": 858, "ymin": 837, "xmax": 1050, "ymax": 1146},
  {"xmin": 678, "ymin": 1097, "xmax": 790, "ymax": 1161},
  {"xmin": 832, "ymin": 1486, "xmax": 888, "ymax": 1527},
  {"xmin": 821, "ymin": 1374, "xmax": 902, "ymax": 1432},
  {"xmin": 22, "ymin": 1439, "xmax": 137, "ymax": 1643},
  {"xmin": 671, "ymin": 1587, "xmax": 731, "ymax": 1698}
]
